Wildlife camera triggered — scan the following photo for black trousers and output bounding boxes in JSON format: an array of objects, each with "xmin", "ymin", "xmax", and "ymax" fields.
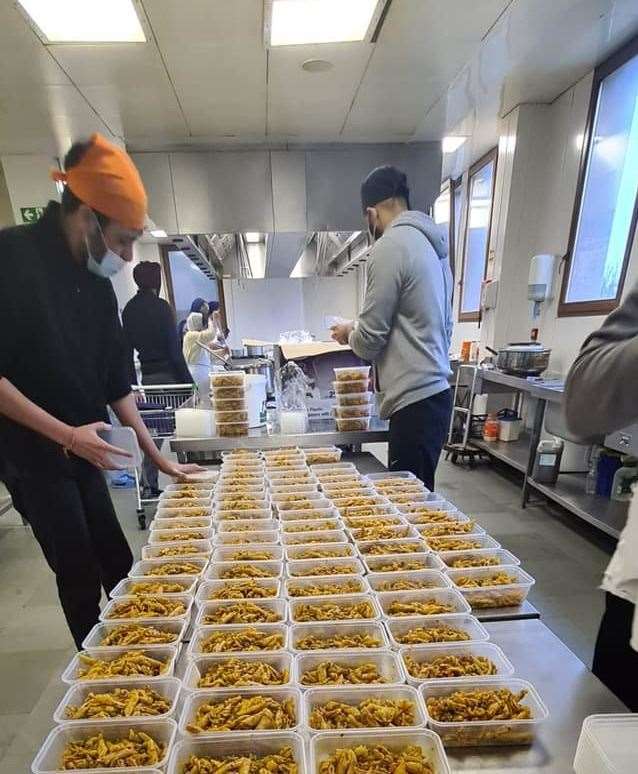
[
  {"xmin": 388, "ymin": 389, "xmax": 452, "ymax": 490},
  {"xmin": 21, "ymin": 456, "xmax": 133, "ymax": 649},
  {"xmin": 592, "ymin": 592, "xmax": 638, "ymax": 711}
]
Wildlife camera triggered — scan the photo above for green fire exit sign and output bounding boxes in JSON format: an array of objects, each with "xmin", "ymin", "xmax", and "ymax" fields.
[{"xmin": 20, "ymin": 206, "xmax": 45, "ymax": 223}]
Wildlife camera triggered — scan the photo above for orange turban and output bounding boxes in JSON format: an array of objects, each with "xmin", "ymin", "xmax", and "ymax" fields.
[{"xmin": 51, "ymin": 133, "xmax": 147, "ymax": 230}]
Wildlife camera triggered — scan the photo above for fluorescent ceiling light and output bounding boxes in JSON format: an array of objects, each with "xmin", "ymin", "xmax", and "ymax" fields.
[
  {"xmin": 244, "ymin": 232, "xmax": 262, "ymax": 243},
  {"xmin": 150, "ymin": 229, "xmax": 167, "ymax": 239},
  {"xmin": 269, "ymin": 0, "xmax": 379, "ymax": 46},
  {"xmin": 442, "ymin": 136, "xmax": 467, "ymax": 154},
  {"xmin": 17, "ymin": 0, "xmax": 146, "ymax": 43}
]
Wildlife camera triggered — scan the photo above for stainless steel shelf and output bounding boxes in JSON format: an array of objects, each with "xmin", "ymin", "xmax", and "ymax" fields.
[
  {"xmin": 474, "ymin": 599, "xmax": 540, "ymax": 622},
  {"xmin": 528, "ymin": 474, "xmax": 627, "ymax": 539},
  {"xmin": 472, "ymin": 433, "xmax": 531, "ymax": 473}
]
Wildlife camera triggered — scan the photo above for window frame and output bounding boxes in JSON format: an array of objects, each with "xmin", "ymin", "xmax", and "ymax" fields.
[
  {"xmin": 558, "ymin": 35, "xmax": 638, "ymax": 318},
  {"xmin": 450, "ymin": 174, "xmax": 463, "ymax": 285},
  {"xmin": 434, "ymin": 178, "xmax": 454, "ymax": 281},
  {"xmin": 458, "ymin": 147, "xmax": 498, "ymax": 323}
]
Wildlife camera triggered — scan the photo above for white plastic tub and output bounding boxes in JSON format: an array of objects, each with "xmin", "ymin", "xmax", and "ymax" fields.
[
  {"xmin": 350, "ymin": 524, "xmax": 418, "ymax": 542},
  {"xmin": 438, "ymin": 548, "xmax": 521, "ymax": 570},
  {"xmin": 421, "ymin": 677, "xmax": 549, "ymax": 746},
  {"xmin": 195, "ymin": 578, "xmax": 282, "ymax": 604},
  {"xmin": 311, "ymin": 462, "xmax": 357, "ymax": 473},
  {"xmin": 215, "ymin": 482, "xmax": 266, "ymax": 495},
  {"xmin": 338, "ymin": 503, "xmax": 400, "ymax": 519},
  {"xmin": 182, "ymin": 652, "xmax": 294, "ymax": 692},
  {"xmin": 310, "ymin": 728, "xmax": 450, "ymax": 774},
  {"xmin": 284, "ymin": 575, "xmax": 370, "ymax": 599},
  {"xmin": 399, "ymin": 642, "xmax": 514, "ymax": 685},
  {"xmin": 195, "ymin": 597, "xmax": 287, "ymax": 627},
  {"xmin": 166, "ymin": 731, "xmax": 307, "ymax": 774},
  {"xmin": 304, "ymin": 447, "xmax": 342, "ymax": 465},
  {"xmin": 165, "ymin": 482, "xmax": 214, "ymax": 493},
  {"xmin": 158, "ymin": 495, "xmax": 211, "ymax": 508},
  {"xmin": 141, "ymin": 540, "xmax": 212, "ymax": 560},
  {"xmin": 99, "ymin": 594, "xmax": 193, "ymax": 624},
  {"xmin": 281, "ymin": 529, "xmax": 348, "ymax": 546},
  {"xmin": 53, "ymin": 677, "xmax": 182, "ymax": 724},
  {"xmin": 214, "ymin": 495, "xmax": 270, "ymax": 511},
  {"xmin": 282, "ymin": 518, "xmax": 343, "ymax": 534},
  {"xmin": 212, "ymin": 545, "xmax": 283, "ymax": 563},
  {"xmin": 295, "ymin": 649, "xmax": 405, "ymax": 687},
  {"xmin": 286, "ymin": 557, "xmax": 365, "ymax": 577},
  {"xmin": 415, "ymin": 521, "xmax": 486, "ymax": 539},
  {"xmin": 343, "ymin": 513, "xmax": 406, "ymax": 529},
  {"xmin": 188, "ymin": 623, "xmax": 289, "ymax": 657},
  {"xmin": 446, "ymin": 565, "xmax": 535, "ymax": 609},
  {"xmin": 214, "ymin": 507, "xmax": 272, "ymax": 521},
  {"xmin": 384, "ymin": 615, "xmax": 490, "ymax": 650},
  {"xmin": 109, "ymin": 576, "xmax": 197, "ymax": 598},
  {"xmin": 149, "ymin": 527, "xmax": 214, "ymax": 545},
  {"xmin": 285, "ymin": 542, "xmax": 355, "ymax": 561},
  {"xmin": 268, "ymin": 481, "xmax": 319, "ymax": 495},
  {"xmin": 179, "ymin": 686, "xmax": 303, "ymax": 736},
  {"xmin": 573, "ymin": 713, "xmax": 638, "ymax": 774},
  {"xmin": 376, "ymin": 589, "xmax": 471, "ymax": 619},
  {"xmin": 276, "ymin": 496, "xmax": 333, "ymax": 513},
  {"xmin": 61, "ymin": 646, "xmax": 178, "ymax": 685},
  {"xmin": 205, "ymin": 560, "xmax": 283, "ymax": 580},
  {"xmin": 361, "ymin": 552, "xmax": 445, "ymax": 574},
  {"xmin": 31, "ymin": 719, "xmax": 177, "ymax": 773},
  {"xmin": 289, "ymin": 593, "xmax": 381, "ymax": 623},
  {"xmin": 423, "ymin": 533, "xmax": 501, "ymax": 553},
  {"xmin": 265, "ymin": 468, "xmax": 315, "ymax": 481},
  {"xmin": 278, "ymin": 505, "xmax": 338, "ymax": 522},
  {"xmin": 303, "ymin": 684, "xmax": 426, "ymax": 732},
  {"xmin": 290, "ymin": 621, "xmax": 390, "ymax": 653},
  {"xmin": 156, "ymin": 504, "xmax": 212, "ymax": 520},
  {"xmin": 356, "ymin": 538, "xmax": 428, "ymax": 557},
  {"xmin": 81, "ymin": 620, "xmax": 187, "ymax": 651},
  {"xmin": 366, "ymin": 570, "xmax": 451, "ymax": 593},
  {"xmin": 217, "ymin": 518, "xmax": 278, "ymax": 533},
  {"xmin": 214, "ymin": 530, "xmax": 280, "ymax": 546},
  {"xmin": 149, "ymin": 516, "xmax": 212, "ymax": 531}
]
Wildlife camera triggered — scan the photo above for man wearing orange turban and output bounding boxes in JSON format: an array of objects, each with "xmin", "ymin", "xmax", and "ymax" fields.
[{"xmin": 0, "ymin": 134, "xmax": 201, "ymax": 648}]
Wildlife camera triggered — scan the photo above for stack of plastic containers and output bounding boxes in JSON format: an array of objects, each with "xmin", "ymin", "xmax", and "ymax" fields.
[
  {"xmin": 210, "ymin": 371, "xmax": 249, "ymax": 437},
  {"xmin": 332, "ymin": 365, "xmax": 372, "ymax": 431},
  {"xmin": 574, "ymin": 714, "xmax": 638, "ymax": 774}
]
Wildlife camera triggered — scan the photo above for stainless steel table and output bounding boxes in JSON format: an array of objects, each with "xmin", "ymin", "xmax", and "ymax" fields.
[
  {"xmin": 170, "ymin": 417, "xmax": 389, "ymax": 456},
  {"xmin": 444, "ymin": 619, "xmax": 626, "ymax": 773},
  {"xmin": 474, "ymin": 600, "xmax": 540, "ymax": 622}
]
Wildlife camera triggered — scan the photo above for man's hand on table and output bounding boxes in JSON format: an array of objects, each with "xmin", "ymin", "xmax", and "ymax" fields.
[
  {"xmin": 331, "ymin": 321, "xmax": 354, "ymax": 345},
  {"xmin": 158, "ymin": 459, "xmax": 206, "ymax": 481}
]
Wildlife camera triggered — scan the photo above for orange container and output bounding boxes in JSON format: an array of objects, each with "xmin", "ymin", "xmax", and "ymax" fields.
[{"xmin": 483, "ymin": 415, "xmax": 500, "ymax": 442}]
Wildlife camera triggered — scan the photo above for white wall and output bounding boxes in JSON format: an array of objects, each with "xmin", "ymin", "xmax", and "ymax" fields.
[
  {"xmin": 0, "ymin": 154, "xmax": 59, "ymax": 223},
  {"xmin": 301, "ymin": 274, "xmax": 359, "ymax": 339},
  {"xmin": 168, "ymin": 250, "xmax": 219, "ymax": 322}
]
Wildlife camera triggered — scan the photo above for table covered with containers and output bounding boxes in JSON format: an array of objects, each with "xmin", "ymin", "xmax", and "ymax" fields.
[{"xmin": 30, "ymin": 368, "xmax": 629, "ymax": 773}]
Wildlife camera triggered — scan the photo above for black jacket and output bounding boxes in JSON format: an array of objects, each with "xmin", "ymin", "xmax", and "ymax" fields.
[
  {"xmin": 122, "ymin": 290, "xmax": 192, "ymax": 384},
  {"xmin": 0, "ymin": 202, "xmax": 131, "ymax": 472}
]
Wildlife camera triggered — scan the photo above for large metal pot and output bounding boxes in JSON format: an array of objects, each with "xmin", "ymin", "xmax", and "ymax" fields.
[
  {"xmin": 493, "ymin": 342, "xmax": 551, "ymax": 376},
  {"xmin": 245, "ymin": 344, "xmax": 270, "ymax": 357}
]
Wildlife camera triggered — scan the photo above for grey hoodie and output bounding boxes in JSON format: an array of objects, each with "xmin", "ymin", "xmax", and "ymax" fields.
[{"xmin": 349, "ymin": 210, "xmax": 453, "ymax": 419}]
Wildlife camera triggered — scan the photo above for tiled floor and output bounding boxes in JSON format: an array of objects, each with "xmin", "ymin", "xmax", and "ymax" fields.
[{"xmin": 0, "ymin": 453, "xmax": 616, "ymax": 772}]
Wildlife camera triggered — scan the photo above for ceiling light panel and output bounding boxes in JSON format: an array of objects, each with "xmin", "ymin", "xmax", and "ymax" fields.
[
  {"xmin": 17, "ymin": 0, "xmax": 146, "ymax": 43},
  {"xmin": 269, "ymin": 0, "xmax": 381, "ymax": 46}
]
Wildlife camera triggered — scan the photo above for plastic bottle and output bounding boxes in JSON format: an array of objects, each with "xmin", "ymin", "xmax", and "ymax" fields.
[
  {"xmin": 585, "ymin": 446, "xmax": 600, "ymax": 495},
  {"xmin": 611, "ymin": 456, "xmax": 638, "ymax": 502}
]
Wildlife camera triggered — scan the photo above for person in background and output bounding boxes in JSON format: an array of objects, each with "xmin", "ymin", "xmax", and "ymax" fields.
[
  {"xmin": 182, "ymin": 311, "xmax": 226, "ymax": 397},
  {"xmin": 564, "ymin": 285, "xmax": 638, "ymax": 710},
  {"xmin": 122, "ymin": 261, "xmax": 194, "ymax": 497},
  {"xmin": 0, "ymin": 133, "xmax": 201, "ymax": 648},
  {"xmin": 331, "ymin": 165, "xmax": 453, "ymax": 490},
  {"xmin": 178, "ymin": 298, "xmax": 209, "ymax": 342}
]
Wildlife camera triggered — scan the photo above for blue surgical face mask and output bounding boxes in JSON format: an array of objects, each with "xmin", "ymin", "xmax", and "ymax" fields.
[{"xmin": 85, "ymin": 215, "xmax": 127, "ymax": 278}]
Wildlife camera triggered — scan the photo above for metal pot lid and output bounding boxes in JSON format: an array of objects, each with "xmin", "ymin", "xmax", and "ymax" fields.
[{"xmin": 503, "ymin": 342, "xmax": 549, "ymax": 352}]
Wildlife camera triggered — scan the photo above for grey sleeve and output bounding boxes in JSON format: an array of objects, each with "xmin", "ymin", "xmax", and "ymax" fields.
[
  {"xmin": 564, "ymin": 280, "xmax": 638, "ymax": 440},
  {"xmin": 349, "ymin": 238, "xmax": 403, "ymax": 362}
]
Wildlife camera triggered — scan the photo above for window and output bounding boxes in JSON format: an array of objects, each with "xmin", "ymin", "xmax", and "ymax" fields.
[
  {"xmin": 432, "ymin": 179, "xmax": 461, "ymax": 283},
  {"xmin": 452, "ymin": 176, "xmax": 463, "ymax": 258},
  {"xmin": 560, "ymin": 37, "xmax": 638, "ymax": 316},
  {"xmin": 459, "ymin": 149, "xmax": 497, "ymax": 321}
]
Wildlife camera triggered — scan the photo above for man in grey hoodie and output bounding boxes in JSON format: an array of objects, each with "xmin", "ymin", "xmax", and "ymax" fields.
[{"xmin": 331, "ymin": 165, "xmax": 453, "ymax": 488}]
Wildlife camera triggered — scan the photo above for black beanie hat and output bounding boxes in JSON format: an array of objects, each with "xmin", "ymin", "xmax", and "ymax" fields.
[{"xmin": 361, "ymin": 165, "xmax": 411, "ymax": 211}]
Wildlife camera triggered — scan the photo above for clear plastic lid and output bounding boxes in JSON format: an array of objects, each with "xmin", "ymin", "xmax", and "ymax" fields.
[{"xmin": 575, "ymin": 714, "xmax": 638, "ymax": 774}]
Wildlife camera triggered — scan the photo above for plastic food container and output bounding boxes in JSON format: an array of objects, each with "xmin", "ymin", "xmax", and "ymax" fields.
[
  {"xmin": 53, "ymin": 677, "xmax": 182, "ymax": 724},
  {"xmin": 217, "ymin": 518, "xmax": 278, "ymax": 533},
  {"xmin": 290, "ymin": 621, "xmax": 390, "ymax": 652},
  {"xmin": 321, "ymin": 482, "xmax": 371, "ymax": 497},
  {"xmin": 166, "ymin": 731, "xmax": 307, "ymax": 774},
  {"xmin": 356, "ymin": 538, "xmax": 428, "ymax": 557},
  {"xmin": 182, "ymin": 652, "xmax": 294, "ymax": 692},
  {"xmin": 332, "ymin": 493, "xmax": 389, "ymax": 507},
  {"xmin": 362, "ymin": 552, "xmax": 444, "ymax": 574},
  {"xmin": 149, "ymin": 517, "xmax": 213, "ymax": 532},
  {"xmin": 278, "ymin": 506, "xmax": 338, "ymax": 522},
  {"xmin": 334, "ymin": 366, "xmax": 371, "ymax": 382},
  {"xmin": 424, "ymin": 533, "xmax": 501, "ymax": 553},
  {"xmin": 366, "ymin": 570, "xmax": 451, "ymax": 593},
  {"xmin": 61, "ymin": 646, "xmax": 178, "ymax": 685},
  {"xmin": 214, "ymin": 494, "xmax": 270, "ymax": 510},
  {"xmin": 333, "ymin": 379, "xmax": 370, "ymax": 395},
  {"xmin": 195, "ymin": 578, "xmax": 282, "ymax": 605},
  {"xmin": 281, "ymin": 518, "xmax": 343, "ymax": 534},
  {"xmin": 195, "ymin": 598, "xmax": 287, "ymax": 627},
  {"xmin": 384, "ymin": 615, "xmax": 490, "ymax": 650},
  {"xmin": 268, "ymin": 481, "xmax": 319, "ymax": 495},
  {"xmin": 281, "ymin": 529, "xmax": 348, "ymax": 546},
  {"xmin": 211, "ymin": 371, "xmax": 245, "ymax": 387},
  {"xmin": 221, "ymin": 449, "xmax": 261, "ymax": 459},
  {"xmin": 336, "ymin": 416, "xmax": 372, "ymax": 432},
  {"xmin": 438, "ymin": 548, "xmax": 521, "ymax": 570},
  {"xmin": 214, "ymin": 507, "xmax": 272, "ymax": 522},
  {"xmin": 81, "ymin": 620, "xmax": 187, "ymax": 651},
  {"xmin": 158, "ymin": 494, "xmax": 211, "ymax": 507},
  {"xmin": 399, "ymin": 642, "xmax": 514, "ymax": 686},
  {"xmin": 421, "ymin": 677, "xmax": 549, "ymax": 746},
  {"xmin": 334, "ymin": 391, "xmax": 372, "ymax": 407},
  {"xmin": 188, "ymin": 623, "xmax": 289, "ymax": 657},
  {"xmin": 215, "ymin": 530, "xmax": 280, "ymax": 546},
  {"xmin": 179, "ymin": 686, "xmax": 303, "ymax": 736},
  {"xmin": 205, "ymin": 560, "xmax": 284, "ymax": 580},
  {"xmin": 344, "ymin": 514, "xmax": 406, "ymax": 529},
  {"xmin": 446, "ymin": 565, "xmax": 535, "ymax": 609},
  {"xmin": 215, "ymin": 485, "xmax": 267, "ymax": 499},
  {"xmin": 303, "ymin": 684, "xmax": 426, "ymax": 732},
  {"xmin": 212, "ymin": 545, "xmax": 284, "ymax": 563},
  {"xmin": 266, "ymin": 468, "xmax": 315, "ymax": 480},
  {"xmin": 304, "ymin": 447, "xmax": 343, "ymax": 465},
  {"xmin": 339, "ymin": 504, "xmax": 400, "ymax": 520},
  {"xmin": 334, "ymin": 402, "xmax": 373, "ymax": 419},
  {"xmin": 310, "ymin": 728, "xmax": 450, "ymax": 773},
  {"xmin": 262, "ymin": 446, "xmax": 303, "ymax": 457},
  {"xmin": 289, "ymin": 593, "xmax": 382, "ymax": 623},
  {"xmin": 221, "ymin": 459, "xmax": 264, "ymax": 470},
  {"xmin": 365, "ymin": 471, "xmax": 417, "ymax": 481},
  {"xmin": 183, "ymin": 471, "xmax": 218, "ymax": 483},
  {"xmin": 377, "ymin": 589, "xmax": 471, "ymax": 619},
  {"xmin": 141, "ymin": 540, "xmax": 212, "ymax": 560},
  {"xmin": 31, "ymin": 719, "xmax": 177, "ymax": 773},
  {"xmin": 328, "ymin": 486, "xmax": 376, "ymax": 499},
  {"xmin": 216, "ymin": 409, "xmax": 249, "ymax": 423},
  {"xmin": 416, "ymin": 521, "xmax": 486, "ymax": 540},
  {"xmin": 213, "ymin": 396, "xmax": 247, "ymax": 412},
  {"xmin": 99, "ymin": 594, "xmax": 194, "ymax": 624},
  {"xmin": 156, "ymin": 504, "xmax": 212, "ymax": 519},
  {"xmin": 285, "ymin": 542, "xmax": 356, "ymax": 561},
  {"xmin": 149, "ymin": 527, "xmax": 214, "ymax": 545},
  {"xmin": 351, "ymin": 524, "xmax": 418, "ymax": 542},
  {"xmin": 264, "ymin": 460, "xmax": 308, "ymax": 472},
  {"xmin": 286, "ymin": 557, "xmax": 365, "ymax": 577},
  {"xmin": 165, "ymin": 482, "xmax": 214, "ymax": 492},
  {"xmin": 217, "ymin": 421, "xmax": 249, "ymax": 437},
  {"xmin": 284, "ymin": 575, "xmax": 370, "ymax": 599},
  {"xmin": 294, "ymin": 649, "xmax": 405, "ymax": 688},
  {"xmin": 311, "ymin": 462, "xmax": 357, "ymax": 473},
  {"xmin": 273, "ymin": 490, "xmax": 329, "ymax": 508},
  {"xmin": 109, "ymin": 576, "xmax": 197, "ymax": 598},
  {"xmin": 573, "ymin": 713, "xmax": 638, "ymax": 774}
]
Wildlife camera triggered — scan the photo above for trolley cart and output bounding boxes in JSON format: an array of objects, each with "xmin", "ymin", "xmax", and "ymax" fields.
[{"xmin": 132, "ymin": 383, "xmax": 196, "ymax": 529}]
